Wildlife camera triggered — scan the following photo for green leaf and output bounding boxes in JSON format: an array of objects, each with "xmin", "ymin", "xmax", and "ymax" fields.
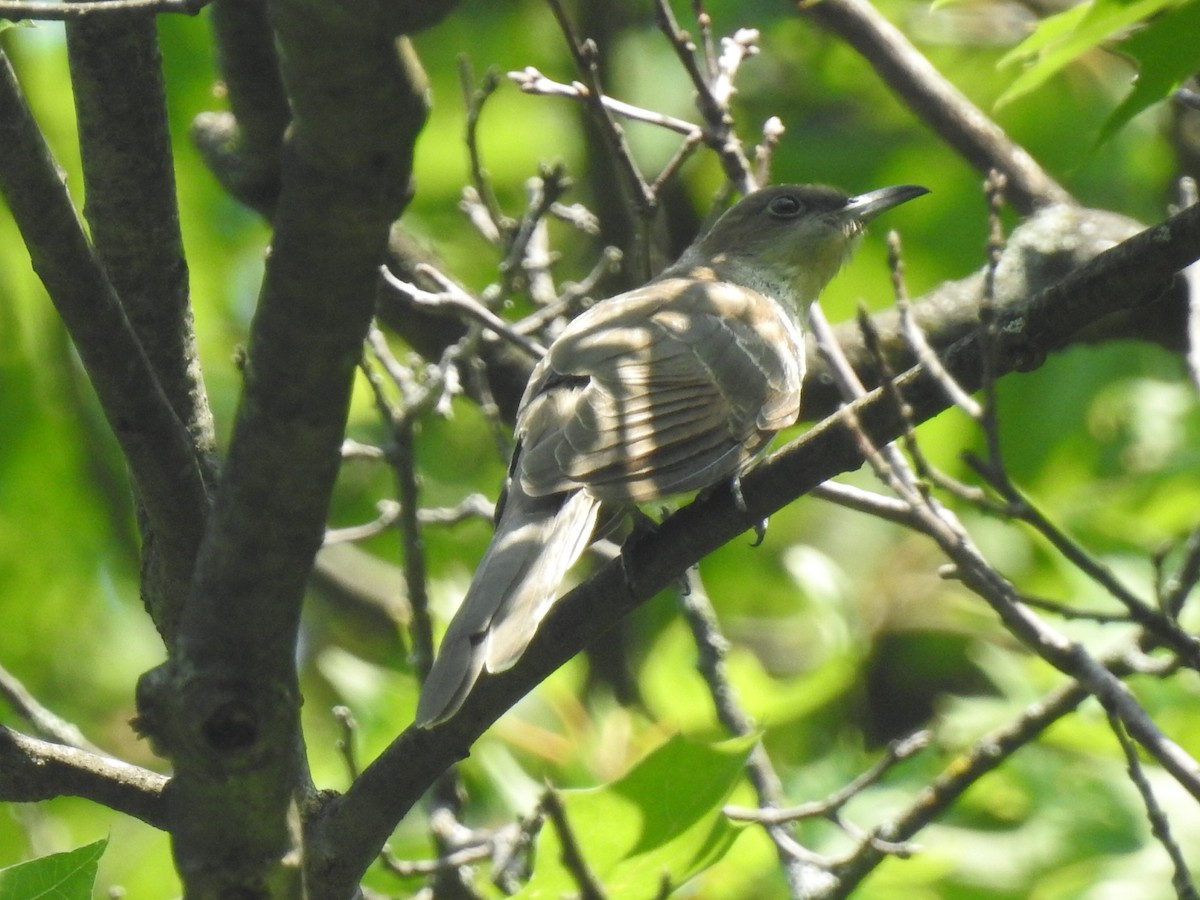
[
  {"xmin": 1098, "ymin": 0, "xmax": 1200, "ymax": 141},
  {"xmin": 0, "ymin": 839, "xmax": 108, "ymax": 900},
  {"xmin": 997, "ymin": 1, "xmax": 1091, "ymax": 66},
  {"xmin": 996, "ymin": 0, "xmax": 1183, "ymax": 108},
  {"xmin": 516, "ymin": 734, "xmax": 755, "ymax": 898}
]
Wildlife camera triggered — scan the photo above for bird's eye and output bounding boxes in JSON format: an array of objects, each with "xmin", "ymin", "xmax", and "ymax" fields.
[{"xmin": 768, "ymin": 195, "xmax": 803, "ymax": 218}]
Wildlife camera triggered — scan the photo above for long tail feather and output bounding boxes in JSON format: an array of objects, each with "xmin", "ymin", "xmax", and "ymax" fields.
[{"xmin": 416, "ymin": 486, "xmax": 600, "ymax": 726}]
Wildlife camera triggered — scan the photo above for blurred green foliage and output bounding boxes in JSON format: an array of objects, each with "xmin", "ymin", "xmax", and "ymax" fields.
[
  {"xmin": 1, "ymin": 0, "xmax": 1199, "ymax": 897},
  {"xmin": 995, "ymin": 0, "xmax": 1200, "ymax": 141}
]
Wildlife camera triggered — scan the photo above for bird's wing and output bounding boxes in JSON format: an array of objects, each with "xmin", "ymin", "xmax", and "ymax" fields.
[{"xmin": 517, "ymin": 277, "xmax": 805, "ymax": 503}]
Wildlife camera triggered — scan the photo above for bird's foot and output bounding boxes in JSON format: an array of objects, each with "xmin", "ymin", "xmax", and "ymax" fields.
[
  {"xmin": 618, "ymin": 509, "xmax": 660, "ymax": 596},
  {"xmin": 730, "ymin": 473, "xmax": 748, "ymax": 513},
  {"xmin": 729, "ymin": 475, "xmax": 768, "ymax": 546}
]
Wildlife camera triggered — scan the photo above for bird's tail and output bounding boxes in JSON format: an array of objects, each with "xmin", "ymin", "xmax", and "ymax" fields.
[{"xmin": 415, "ymin": 485, "xmax": 600, "ymax": 726}]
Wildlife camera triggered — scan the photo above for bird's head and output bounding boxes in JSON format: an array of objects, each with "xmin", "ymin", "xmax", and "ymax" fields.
[{"xmin": 673, "ymin": 183, "xmax": 929, "ymax": 310}]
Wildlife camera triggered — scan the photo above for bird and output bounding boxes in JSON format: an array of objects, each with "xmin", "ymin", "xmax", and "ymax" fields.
[{"xmin": 416, "ymin": 182, "xmax": 929, "ymax": 726}]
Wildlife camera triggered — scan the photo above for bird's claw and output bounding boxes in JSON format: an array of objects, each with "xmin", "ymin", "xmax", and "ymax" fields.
[
  {"xmin": 750, "ymin": 519, "xmax": 768, "ymax": 547},
  {"xmin": 729, "ymin": 475, "xmax": 768, "ymax": 545}
]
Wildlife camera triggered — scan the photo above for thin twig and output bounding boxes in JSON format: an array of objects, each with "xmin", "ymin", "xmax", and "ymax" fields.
[
  {"xmin": 543, "ymin": 0, "xmax": 654, "ymax": 212},
  {"xmin": 549, "ymin": 201, "xmax": 601, "ymax": 235},
  {"xmin": 653, "ymin": 0, "xmax": 756, "ymax": 191},
  {"xmin": 966, "ymin": 460, "xmax": 1200, "ymax": 670},
  {"xmin": 418, "ymin": 494, "xmax": 496, "ymax": 527},
  {"xmin": 0, "ymin": 664, "xmax": 102, "ymax": 753},
  {"xmin": 1015, "ymin": 593, "xmax": 1134, "ymax": 624},
  {"xmin": 492, "ymin": 812, "xmax": 544, "ymax": 894},
  {"xmin": 712, "ymin": 27, "xmax": 759, "ymax": 108},
  {"xmin": 1107, "ymin": 712, "xmax": 1199, "ymax": 900},
  {"xmin": 809, "ymin": 298, "xmax": 1200, "ymax": 808},
  {"xmin": 809, "ymin": 302, "xmax": 921, "ymax": 498},
  {"xmin": 508, "ymin": 68, "xmax": 701, "ymax": 137},
  {"xmin": 890, "ymin": 232, "xmax": 982, "ymax": 419},
  {"xmin": 514, "ymin": 246, "xmax": 623, "ymax": 336},
  {"xmin": 323, "ymin": 496, "xmax": 493, "ymax": 547},
  {"xmin": 500, "ymin": 168, "xmax": 569, "ymax": 302},
  {"xmin": 648, "ymin": 130, "xmax": 706, "ymax": 199},
  {"xmin": 395, "ymin": 426, "xmax": 432, "ymax": 678},
  {"xmin": 810, "ymin": 480, "xmax": 921, "ymax": 528},
  {"xmin": 341, "ymin": 439, "xmax": 387, "ymax": 462},
  {"xmin": 678, "ymin": 568, "xmax": 825, "ymax": 896},
  {"xmin": 726, "ymin": 731, "xmax": 930, "ymax": 825},
  {"xmin": 800, "ymin": 0, "xmax": 1071, "ymax": 214},
  {"xmin": 541, "ymin": 788, "xmax": 607, "ymax": 900},
  {"xmin": 332, "ymin": 706, "xmax": 360, "ymax": 781},
  {"xmin": 1161, "ymin": 524, "xmax": 1200, "ymax": 619},
  {"xmin": 978, "ymin": 170, "xmax": 1008, "ymax": 468},
  {"xmin": 381, "ymin": 264, "xmax": 546, "ymax": 359},
  {"xmin": 753, "ymin": 116, "xmax": 786, "ymax": 188},
  {"xmin": 829, "ymin": 645, "xmax": 1182, "ymax": 897},
  {"xmin": 691, "ymin": 0, "xmax": 718, "ymax": 77},
  {"xmin": 458, "ymin": 58, "xmax": 507, "ymax": 240},
  {"xmin": 380, "ymin": 841, "xmax": 492, "ymax": 878},
  {"xmin": 460, "ymin": 186, "xmax": 504, "ymax": 245},
  {"xmin": 324, "ymin": 501, "xmax": 402, "ymax": 546},
  {"xmin": 856, "ymin": 294, "xmax": 991, "ymax": 507}
]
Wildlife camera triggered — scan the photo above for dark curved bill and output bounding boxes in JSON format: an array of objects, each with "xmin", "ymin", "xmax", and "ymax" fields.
[{"xmin": 843, "ymin": 184, "xmax": 930, "ymax": 223}]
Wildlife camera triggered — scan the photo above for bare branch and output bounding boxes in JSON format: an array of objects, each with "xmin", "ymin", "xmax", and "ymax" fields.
[
  {"xmin": 0, "ymin": 726, "xmax": 167, "ymax": 828},
  {"xmin": 541, "ymin": 788, "xmax": 608, "ymax": 900},
  {"xmin": 726, "ymin": 731, "xmax": 930, "ymax": 826},
  {"xmin": 654, "ymin": 0, "xmax": 756, "ymax": 191},
  {"xmin": 965, "ymin": 461, "xmax": 1200, "ymax": 668},
  {"xmin": 799, "ymin": 0, "xmax": 1071, "ymax": 214},
  {"xmin": 831, "ymin": 655, "xmax": 1110, "ymax": 893},
  {"xmin": 0, "ymin": 664, "xmax": 102, "ymax": 754},
  {"xmin": 514, "ymin": 245, "xmax": 623, "ymax": 337},
  {"xmin": 544, "ymin": 0, "xmax": 654, "ymax": 212},
  {"xmin": 381, "ymin": 263, "xmax": 547, "ymax": 359},
  {"xmin": 815, "ymin": 297, "xmax": 1200, "ymax": 806},
  {"xmin": 134, "ymin": 5, "xmax": 438, "ymax": 895},
  {"xmin": 324, "ymin": 500, "xmax": 402, "ymax": 546},
  {"xmin": 0, "ymin": 48, "xmax": 211, "ymax": 638},
  {"xmin": 508, "ymin": 68, "xmax": 702, "ymax": 137},
  {"xmin": 459, "ymin": 58, "xmax": 507, "ymax": 239},
  {"xmin": 678, "ymin": 568, "xmax": 828, "ymax": 895},
  {"xmin": 333, "ymin": 705, "xmax": 361, "ymax": 782},
  {"xmin": 889, "ymin": 232, "xmax": 981, "ymax": 419},
  {"xmin": 1107, "ymin": 712, "xmax": 1200, "ymax": 900}
]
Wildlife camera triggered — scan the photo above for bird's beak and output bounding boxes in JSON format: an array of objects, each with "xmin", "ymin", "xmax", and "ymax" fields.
[{"xmin": 842, "ymin": 184, "xmax": 930, "ymax": 223}]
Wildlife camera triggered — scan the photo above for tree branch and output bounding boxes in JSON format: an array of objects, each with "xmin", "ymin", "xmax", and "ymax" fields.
[
  {"xmin": 0, "ymin": 49, "xmax": 211, "ymax": 629},
  {"xmin": 192, "ymin": 0, "xmax": 290, "ymax": 215},
  {"xmin": 65, "ymin": 7, "xmax": 217, "ymax": 641},
  {"xmin": 0, "ymin": 664, "xmax": 102, "ymax": 754},
  {"xmin": 799, "ymin": 0, "xmax": 1072, "ymax": 215},
  {"xmin": 0, "ymin": 726, "xmax": 167, "ymax": 829},
  {"xmin": 131, "ymin": 1, "xmax": 442, "ymax": 894},
  {"xmin": 802, "ymin": 203, "xmax": 1166, "ymax": 421}
]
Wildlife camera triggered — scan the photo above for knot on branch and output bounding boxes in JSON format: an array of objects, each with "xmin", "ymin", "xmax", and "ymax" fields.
[
  {"xmin": 135, "ymin": 662, "xmax": 299, "ymax": 771},
  {"xmin": 201, "ymin": 697, "xmax": 260, "ymax": 753}
]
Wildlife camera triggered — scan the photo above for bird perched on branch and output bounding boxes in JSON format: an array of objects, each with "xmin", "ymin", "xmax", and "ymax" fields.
[{"xmin": 417, "ymin": 182, "xmax": 928, "ymax": 726}]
